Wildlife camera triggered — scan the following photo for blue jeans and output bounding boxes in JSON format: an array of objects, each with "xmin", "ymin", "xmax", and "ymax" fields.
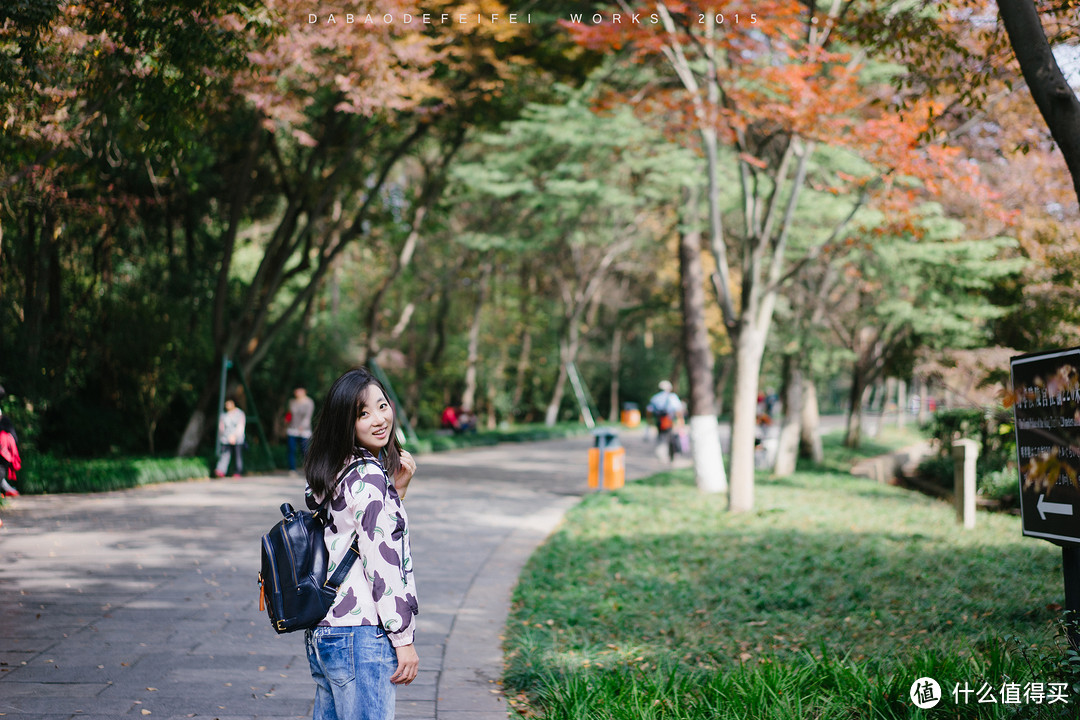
[
  {"xmin": 287, "ymin": 435, "xmax": 309, "ymax": 471},
  {"xmin": 305, "ymin": 625, "xmax": 397, "ymax": 720}
]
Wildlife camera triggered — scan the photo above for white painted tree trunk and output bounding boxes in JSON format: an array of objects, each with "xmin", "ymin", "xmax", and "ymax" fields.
[
  {"xmin": 690, "ymin": 415, "xmax": 727, "ymax": 492},
  {"xmin": 728, "ymin": 333, "xmax": 766, "ymax": 512},
  {"xmin": 677, "ymin": 184, "xmax": 727, "ymax": 494}
]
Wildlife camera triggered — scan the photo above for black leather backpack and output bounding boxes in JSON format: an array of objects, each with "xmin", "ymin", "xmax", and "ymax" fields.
[{"xmin": 258, "ymin": 462, "xmax": 361, "ymax": 634}]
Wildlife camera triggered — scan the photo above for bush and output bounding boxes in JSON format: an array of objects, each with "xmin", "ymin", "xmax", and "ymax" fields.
[
  {"xmin": 1, "ymin": 423, "xmax": 593, "ymax": 498},
  {"xmin": 408, "ymin": 422, "xmax": 588, "ymax": 454},
  {"xmin": 918, "ymin": 406, "xmax": 1018, "ymax": 502},
  {"xmin": 980, "ymin": 466, "xmax": 1020, "ymax": 503},
  {"xmin": 15, "ymin": 455, "xmax": 210, "ymax": 495}
]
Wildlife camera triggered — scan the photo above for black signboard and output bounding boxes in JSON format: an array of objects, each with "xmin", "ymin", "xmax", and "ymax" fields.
[{"xmin": 1011, "ymin": 347, "xmax": 1080, "ymax": 547}]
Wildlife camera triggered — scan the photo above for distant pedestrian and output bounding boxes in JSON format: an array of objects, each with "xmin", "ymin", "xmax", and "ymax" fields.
[
  {"xmin": 457, "ymin": 408, "xmax": 476, "ymax": 433},
  {"xmin": 440, "ymin": 404, "xmax": 461, "ymax": 433},
  {"xmin": 646, "ymin": 380, "xmax": 684, "ymax": 462},
  {"xmin": 764, "ymin": 387, "xmax": 779, "ymax": 417},
  {"xmin": 215, "ymin": 398, "xmax": 246, "ymax": 477},
  {"xmin": 285, "ymin": 387, "xmax": 315, "ymax": 473},
  {"xmin": 0, "ymin": 386, "xmax": 20, "ymax": 498},
  {"xmin": 302, "ymin": 366, "xmax": 419, "ymax": 719}
]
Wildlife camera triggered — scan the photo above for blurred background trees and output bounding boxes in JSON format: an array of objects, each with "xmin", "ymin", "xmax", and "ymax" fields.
[{"xmin": 1, "ymin": 1, "xmax": 1075, "ymax": 511}]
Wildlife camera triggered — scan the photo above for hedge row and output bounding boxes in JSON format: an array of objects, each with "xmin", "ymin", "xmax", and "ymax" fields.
[
  {"xmin": 15, "ymin": 455, "xmax": 211, "ymax": 495},
  {"xmin": 5, "ymin": 422, "xmax": 593, "ymax": 497},
  {"xmin": 407, "ymin": 422, "xmax": 588, "ymax": 453}
]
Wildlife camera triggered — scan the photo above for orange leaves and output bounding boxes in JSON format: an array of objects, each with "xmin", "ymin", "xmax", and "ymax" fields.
[
  {"xmin": 738, "ymin": 153, "xmax": 768, "ymax": 169},
  {"xmin": 244, "ymin": 0, "xmax": 531, "ymax": 131},
  {"xmin": 243, "ymin": 0, "xmax": 439, "ymax": 127},
  {"xmin": 563, "ymin": 1, "xmax": 872, "ymax": 150}
]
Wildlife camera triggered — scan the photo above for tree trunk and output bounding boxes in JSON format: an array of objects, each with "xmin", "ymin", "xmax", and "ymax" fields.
[
  {"xmin": 799, "ymin": 376, "xmax": 824, "ymax": 463},
  {"xmin": 728, "ymin": 326, "xmax": 766, "ymax": 511},
  {"xmin": 918, "ymin": 376, "xmax": 931, "ymax": 426},
  {"xmin": 714, "ymin": 353, "xmax": 734, "ymax": 418},
  {"xmin": 485, "ymin": 342, "xmax": 508, "ymax": 430},
  {"xmin": 997, "ymin": 0, "xmax": 1080, "ymax": 204},
  {"xmin": 679, "ymin": 184, "xmax": 727, "ymax": 494},
  {"xmin": 896, "ymin": 378, "xmax": 907, "ymax": 429},
  {"xmin": 511, "ymin": 329, "xmax": 532, "ymax": 412},
  {"xmin": 844, "ymin": 366, "xmax": 868, "ymax": 448},
  {"xmin": 177, "ymin": 379, "xmax": 218, "ymax": 457},
  {"xmin": 544, "ymin": 338, "xmax": 572, "ymax": 427},
  {"xmin": 773, "ymin": 355, "xmax": 802, "ymax": 477},
  {"xmin": 609, "ymin": 324, "xmax": 623, "ymax": 423},
  {"xmin": 867, "ymin": 380, "xmax": 885, "ymax": 439},
  {"xmin": 461, "ymin": 260, "xmax": 492, "ymax": 413}
]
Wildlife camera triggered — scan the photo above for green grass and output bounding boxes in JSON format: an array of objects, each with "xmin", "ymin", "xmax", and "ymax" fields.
[
  {"xmin": 812, "ymin": 424, "xmax": 928, "ymax": 474},
  {"xmin": 504, "ymin": 431, "xmax": 1078, "ymax": 719}
]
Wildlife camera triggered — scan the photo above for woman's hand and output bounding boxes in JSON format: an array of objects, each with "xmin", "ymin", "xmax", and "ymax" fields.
[
  {"xmin": 395, "ymin": 450, "xmax": 416, "ymax": 498},
  {"xmin": 390, "ymin": 643, "xmax": 419, "ymax": 685}
]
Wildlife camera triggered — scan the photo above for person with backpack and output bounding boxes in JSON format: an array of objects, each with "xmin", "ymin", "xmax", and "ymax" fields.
[
  {"xmin": 302, "ymin": 367, "xmax": 419, "ymax": 720},
  {"xmin": 646, "ymin": 380, "xmax": 684, "ymax": 462}
]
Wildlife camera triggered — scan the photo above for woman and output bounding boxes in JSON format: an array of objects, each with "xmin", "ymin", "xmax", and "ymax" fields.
[{"xmin": 303, "ymin": 367, "xmax": 419, "ymax": 720}]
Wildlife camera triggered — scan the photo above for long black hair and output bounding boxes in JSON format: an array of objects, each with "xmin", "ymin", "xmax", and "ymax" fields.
[{"xmin": 305, "ymin": 367, "xmax": 403, "ymax": 499}]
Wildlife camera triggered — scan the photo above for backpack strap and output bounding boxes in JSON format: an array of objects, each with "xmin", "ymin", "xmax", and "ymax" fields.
[
  {"xmin": 324, "ymin": 533, "xmax": 361, "ymax": 591},
  {"xmin": 311, "ymin": 459, "xmax": 365, "ymax": 521},
  {"xmin": 321, "ymin": 458, "xmax": 366, "ymax": 591}
]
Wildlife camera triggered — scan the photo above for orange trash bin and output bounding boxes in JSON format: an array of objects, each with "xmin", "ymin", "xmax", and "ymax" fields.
[{"xmin": 588, "ymin": 429, "xmax": 625, "ymax": 490}]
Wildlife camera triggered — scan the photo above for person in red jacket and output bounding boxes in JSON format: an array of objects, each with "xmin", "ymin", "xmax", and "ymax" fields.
[{"xmin": 0, "ymin": 385, "xmax": 20, "ymax": 498}]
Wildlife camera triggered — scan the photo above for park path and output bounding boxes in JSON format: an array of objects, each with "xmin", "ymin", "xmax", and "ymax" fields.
[{"xmin": 0, "ymin": 431, "xmax": 680, "ymax": 720}]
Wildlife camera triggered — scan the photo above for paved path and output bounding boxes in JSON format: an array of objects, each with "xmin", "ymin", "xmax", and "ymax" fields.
[{"xmin": 0, "ymin": 432, "xmax": 682, "ymax": 719}]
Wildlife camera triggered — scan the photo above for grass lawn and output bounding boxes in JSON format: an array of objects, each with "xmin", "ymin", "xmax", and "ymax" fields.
[{"xmin": 504, "ymin": 431, "xmax": 1077, "ymax": 719}]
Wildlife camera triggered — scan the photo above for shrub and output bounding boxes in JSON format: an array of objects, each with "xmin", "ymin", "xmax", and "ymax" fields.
[
  {"xmin": 2, "ymin": 422, "xmax": 593, "ymax": 498},
  {"xmin": 409, "ymin": 422, "xmax": 588, "ymax": 454},
  {"xmin": 918, "ymin": 406, "xmax": 1018, "ymax": 502},
  {"xmin": 15, "ymin": 455, "xmax": 210, "ymax": 495}
]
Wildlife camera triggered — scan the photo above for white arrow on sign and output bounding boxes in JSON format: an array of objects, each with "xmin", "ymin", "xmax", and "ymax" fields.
[{"xmin": 1037, "ymin": 493, "xmax": 1074, "ymax": 521}]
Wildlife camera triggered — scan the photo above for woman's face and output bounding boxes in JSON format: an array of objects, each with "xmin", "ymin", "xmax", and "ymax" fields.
[{"xmin": 355, "ymin": 384, "xmax": 394, "ymax": 454}]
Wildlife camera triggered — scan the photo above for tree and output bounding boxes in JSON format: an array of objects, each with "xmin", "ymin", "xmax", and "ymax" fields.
[
  {"xmin": 854, "ymin": 1, "xmax": 1080, "ymax": 202},
  {"xmin": 822, "ymin": 206, "xmax": 1025, "ymax": 447},
  {"xmin": 0, "ymin": 0, "xmax": 256, "ymax": 453},
  {"xmin": 564, "ymin": 1, "xmax": 973, "ymax": 509},
  {"xmin": 996, "ymin": 0, "xmax": 1080, "ymax": 205},
  {"xmin": 174, "ymin": 0, "xmax": 542, "ymax": 454},
  {"xmin": 451, "ymin": 80, "xmax": 694, "ymax": 427}
]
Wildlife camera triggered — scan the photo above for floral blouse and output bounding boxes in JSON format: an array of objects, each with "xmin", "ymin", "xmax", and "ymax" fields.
[{"xmin": 306, "ymin": 448, "xmax": 418, "ymax": 647}]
